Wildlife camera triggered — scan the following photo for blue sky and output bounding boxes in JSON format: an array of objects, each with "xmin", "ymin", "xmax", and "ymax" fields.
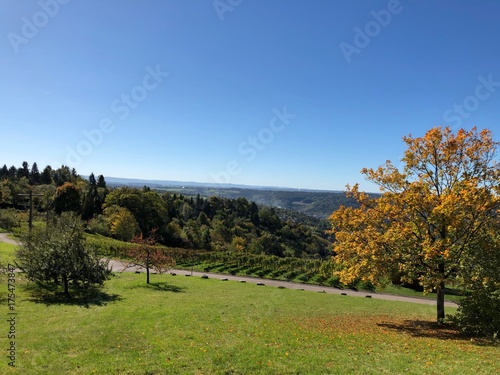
[{"xmin": 1, "ymin": 0, "xmax": 499, "ymax": 192}]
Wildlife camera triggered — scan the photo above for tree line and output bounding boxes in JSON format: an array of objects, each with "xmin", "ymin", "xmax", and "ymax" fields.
[
  {"xmin": 95, "ymin": 187, "xmax": 331, "ymax": 258},
  {"xmin": 0, "ymin": 161, "xmax": 332, "ymax": 259}
]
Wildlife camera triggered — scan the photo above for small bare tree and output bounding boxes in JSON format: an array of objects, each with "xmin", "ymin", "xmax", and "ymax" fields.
[{"xmin": 128, "ymin": 229, "xmax": 175, "ymax": 284}]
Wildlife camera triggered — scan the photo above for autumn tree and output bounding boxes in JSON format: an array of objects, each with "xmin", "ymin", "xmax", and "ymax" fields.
[
  {"xmin": 54, "ymin": 182, "xmax": 82, "ymax": 214},
  {"xmin": 128, "ymin": 230, "xmax": 176, "ymax": 284},
  {"xmin": 329, "ymin": 127, "xmax": 500, "ymax": 324},
  {"xmin": 104, "ymin": 205, "xmax": 141, "ymax": 241}
]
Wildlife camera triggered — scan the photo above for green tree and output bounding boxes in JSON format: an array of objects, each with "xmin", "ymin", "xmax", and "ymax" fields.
[
  {"xmin": 164, "ymin": 221, "xmax": 186, "ymax": 247},
  {"xmin": 259, "ymin": 207, "xmax": 282, "ymax": 232},
  {"xmin": 201, "ymin": 228, "xmax": 212, "ymax": 250},
  {"xmin": 6, "ymin": 177, "xmax": 31, "ymax": 207},
  {"xmin": 17, "ymin": 161, "xmax": 30, "ymax": 179},
  {"xmin": 329, "ymin": 127, "xmax": 500, "ymax": 324},
  {"xmin": 40, "ymin": 165, "xmax": 53, "ymax": 185},
  {"xmin": 0, "ymin": 208, "xmax": 18, "ymax": 231},
  {"xmin": 104, "ymin": 205, "xmax": 141, "ymax": 242},
  {"xmin": 15, "ymin": 212, "xmax": 111, "ymax": 296},
  {"xmin": 0, "ymin": 165, "xmax": 9, "ymax": 180},
  {"xmin": 30, "ymin": 162, "xmax": 40, "ymax": 184},
  {"xmin": 250, "ymin": 202, "xmax": 260, "ymax": 226},
  {"xmin": 82, "ymin": 173, "xmax": 102, "ymax": 220},
  {"xmin": 53, "ymin": 165, "xmax": 74, "ymax": 186},
  {"xmin": 97, "ymin": 174, "xmax": 107, "ymax": 188},
  {"xmin": 7, "ymin": 166, "xmax": 16, "ymax": 180},
  {"xmin": 0, "ymin": 180, "xmax": 11, "ymax": 206}
]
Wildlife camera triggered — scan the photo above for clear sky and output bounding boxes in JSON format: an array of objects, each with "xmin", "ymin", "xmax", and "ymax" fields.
[{"xmin": 1, "ymin": 0, "xmax": 499, "ymax": 192}]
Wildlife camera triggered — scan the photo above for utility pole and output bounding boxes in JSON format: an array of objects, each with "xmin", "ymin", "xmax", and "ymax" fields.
[{"xmin": 18, "ymin": 190, "xmax": 44, "ymax": 235}]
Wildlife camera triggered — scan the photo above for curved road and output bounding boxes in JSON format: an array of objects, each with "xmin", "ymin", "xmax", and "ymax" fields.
[
  {"xmin": 0, "ymin": 233, "xmax": 455, "ymax": 307},
  {"xmin": 108, "ymin": 259, "xmax": 457, "ymax": 307}
]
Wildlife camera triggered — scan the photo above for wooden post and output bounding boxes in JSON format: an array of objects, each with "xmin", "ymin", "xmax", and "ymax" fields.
[{"xmin": 18, "ymin": 191, "xmax": 44, "ymax": 235}]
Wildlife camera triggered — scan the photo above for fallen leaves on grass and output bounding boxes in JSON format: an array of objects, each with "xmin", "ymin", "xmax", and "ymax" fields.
[{"xmin": 287, "ymin": 314, "xmax": 499, "ymax": 371}]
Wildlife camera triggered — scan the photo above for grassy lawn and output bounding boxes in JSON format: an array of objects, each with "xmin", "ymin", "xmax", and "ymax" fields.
[
  {"xmin": 179, "ymin": 261, "xmax": 463, "ymax": 304},
  {"xmin": 1, "ymin": 270, "xmax": 498, "ymax": 374},
  {"xmin": 0, "ymin": 242, "xmax": 16, "ymax": 263}
]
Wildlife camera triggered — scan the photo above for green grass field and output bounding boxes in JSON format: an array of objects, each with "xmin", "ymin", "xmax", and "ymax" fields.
[
  {"xmin": 0, "ymin": 242, "xmax": 16, "ymax": 263},
  {"xmin": 1, "ymin": 269, "xmax": 498, "ymax": 374}
]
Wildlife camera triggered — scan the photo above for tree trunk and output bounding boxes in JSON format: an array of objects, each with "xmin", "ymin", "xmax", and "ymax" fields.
[
  {"xmin": 146, "ymin": 253, "xmax": 150, "ymax": 284},
  {"xmin": 436, "ymin": 262, "xmax": 446, "ymax": 323},
  {"xmin": 62, "ymin": 274, "xmax": 70, "ymax": 297},
  {"xmin": 437, "ymin": 281, "xmax": 445, "ymax": 323}
]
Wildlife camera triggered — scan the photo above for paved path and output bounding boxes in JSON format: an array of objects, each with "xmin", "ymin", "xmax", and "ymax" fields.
[
  {"xmin": 0, "ymin": 234, "xmax": 456, "ymax": 307},
  {"xmin": 0, "ymin": 232, "xmax": 20, "ymax": 245},
  {"xmin": 108, "ymin": 259, "xmax": 457, "ymax": 307}
]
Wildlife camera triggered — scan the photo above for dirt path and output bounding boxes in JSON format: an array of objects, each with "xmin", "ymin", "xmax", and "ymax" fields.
[
  {"xmin": 0, "ymin": 232, "xmax": 20, "ymax": 245},
  {"xmin": 107, "ymin": 259, "xmax": 457, "ymax": 307}
]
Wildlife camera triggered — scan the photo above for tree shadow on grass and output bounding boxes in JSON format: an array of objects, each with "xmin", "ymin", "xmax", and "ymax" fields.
[
  {"xmin": 132, "ymin": 281, "xmax": 186, "ymax": 293},
  {"xmin": 22, "ymin": 283, "xmax": 122, "ymax": 308},
  {"xmin": 377, "ymin": 319, "xmax": 499, "ymax": 347}
]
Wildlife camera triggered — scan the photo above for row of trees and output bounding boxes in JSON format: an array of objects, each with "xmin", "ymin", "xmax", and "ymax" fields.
[
  {"xmin": 0, "ymin": 163, "xmax": 107, "ymax": 218},
  {"xmin": 91, "ymin": 188, "xmax": 331, "ymax": 258},
  {"xmin": 8, "ymin": 168, "xmax": 330, "ymax": 296},
  {"xmin": 0, "ymin": 163, "xmax": 83, "ymax": 187},
  {"xmin": 1, "ymin": 161, "xmax": 331, "ymax": 259}
]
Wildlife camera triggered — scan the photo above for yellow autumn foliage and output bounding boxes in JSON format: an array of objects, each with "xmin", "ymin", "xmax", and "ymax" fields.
[{"xmin": 329, "ymin": 126, "xmax": 500, "ymax": 321}]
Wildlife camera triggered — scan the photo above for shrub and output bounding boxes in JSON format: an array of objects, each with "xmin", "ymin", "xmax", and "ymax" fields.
[
  {"xmin": 87, "ymin": 215, "xmax": 111, "ymax": 237},
  {"xmin": 296, "ymin": 273, "xmax": 310, "ymax": 282},
  {"xmin": 0, "ymin": 208, "xmax": 19, "ymax": 231},
  {"xmin": 451, "ymin": 284, "xmax": 500, "ymax": 338},
  {"xmin": 324, "ymin": 276, "xmax": 342, "ymax": 288}
]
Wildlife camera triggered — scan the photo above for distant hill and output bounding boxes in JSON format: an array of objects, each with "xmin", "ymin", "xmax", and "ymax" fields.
[
  {"xmin": 104, "ymin": 177, "xmax": 364, "ymax": 218},
  {"xmin": 103, "ymin": 177, "xmax": 334, "ymax": 192}
]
